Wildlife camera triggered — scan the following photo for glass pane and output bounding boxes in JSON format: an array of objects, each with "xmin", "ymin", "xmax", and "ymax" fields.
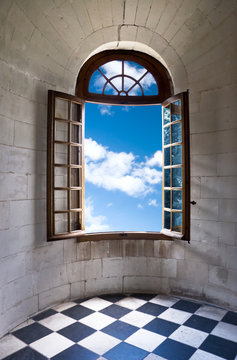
[
  {"xmin": 171, "ymin": 122, "xmax": 182, "ymax": 143},
  {"xmin": 54, "ymin": 143, "xmax": 68, "ymax": 164},
  {"xmin": 164, "ymin": 168, "xmax": 170, "ymax": 187},
  {"xmin": 55, "ymin": 167, "xmax": 67, "ymax": 187},
  {"xmin": 71, "ymin": 146, "xmax": 82, "ymax": 165},
  {"xmin": 54, "ymin": 190, "xmax": 68, "ymax": 211},
  {"xmin": 70, "ymin": 211, "xmax": 82, "ymax": 231},
  {"xmin": 163, "ymin": 107, "xmax": 170, "ymax": 125},
  {"xmin": 165, "ymin": 190, "xmax": 170, "ymax": 209},
  {"xmin": 172, "ymin": 145, "xmax": 182, "ymax": 165},
  {"xmin": 71, "ymin": 124, "xmax": 82, "ymax": 144},
  {"xmin": 164, "ymin": 211, "xmax": 170, "ymax": 229},
  {"xmin": 124, "ymin": 61, "xmax": 146, "ymax": 79},
  {"xmin": 172, "ymin": 167, "xmax": 182, "ymax": 188},
  {"xmin": 55, "ymin": 98, "xmax": 68, "ymax": 119},
  {"xmin": 171, "ymin": 100, "xmax": 181, "ymax": 122},
  {"xmin": 124, "ymin": 77, "xmax": 135, "ymax": 92},
  {"xmin": 111, "ymin": 77, "xmax": 122, "ymax": 92},
  {"xmin": 55, "ymin": 213, "xmax": 68, "ymax": 234},
  {"xmin": 128, "ymin": 84, "xmax": 142, "ymax": 96},
  {"xmin": 70, "ymin": 190, "xmax": 81, "ymax": 209},
  {"xmin": 172, "ymin": 212, "xmax": 182, "ymax": 232},
  {"xmin": 89, "ymin": 69, "xmax": 106, "ymax": 93},
  {"xmin": 55, "ymin": 121, "xmax": 68, "ymax": 142},
  {"xmin": 101, "ymin": 60, "xmax": 122, "ymax": 76},
  {"xmin": 172, "ymin": 190, "xmax": 182, "ymax": 210},
  {"xmin": 164, "ymin": 147, "xmax": 170, "ymax": 166},
  {"xmin": 140, "ymin": 73, "xmax": 158, "ymax": 95},
  {"xmin": 71, "ymin": 102, "xmax": 81, "ymax": 122},
  {"xmin": 71, "ymin": 168, "xmax": 82, "ymax": 187},
  {"xmin": 164, "ymin": 125, "xmax": 170, "ymax": 145},
  {"xmin": 104, "ymin": 82, "xmax": 117, "ymax": 95}
]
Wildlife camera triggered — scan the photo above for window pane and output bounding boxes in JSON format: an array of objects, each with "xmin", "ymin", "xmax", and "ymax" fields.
[
  {"xmin": 89, "ymin": 69, "xmax": 106, "ymax": 93},
  {"xmin": 70, "ymin": 211, "xmax": 82, "ymax": 231},
  {"xmin": 172, "ymin": 212, "xmax": 182, "ymax": 232},
  {"xmin": 55, "ymin": 167, "xmax": 67, "ymax": 187},
  {"xmin": 111, "ymin": 77, "xmax": 122, "ymax": 92},
  {"xmin": 164, "ymin": 125, "xmax": 170, "ymax": 145},
  {"xmin": 171, "ymin": 122, "xmax": 181, "ymax": 143},
  {"xmin": 164, "ymin": 211, "xmax": 170, "ymax": 229},
  {"xmin": 164, "ymin": 168, "xmax": 170, "ymax": 187},
  {"xmin": 165, "ymin": 190, "xmax": 170, "ymax": 208},
  {"xmin": 171, "ymin": 100, "xmax": 181, "ymax": 122},
  {"xmin": 128, "ymin": 84, "xmax": 142, "ymax": 96},
  {"xmin": 104, "ymin": 82, "xmax": 117, "ymax": 95},
  {"xmin": 172, "ymin": 167, "xmax": 182, "ymax": 188},
  {"xmin": 172, "ymin": 144, "xmax": 182, "ymax": 165},
  {"xmin": 71, "ymin": 124, "xmax": 82, "ymax": 144},
  {"xmin": 55, "ymin": 121, "xmax": 68, "ymax": 142},
  {"xmin": 71, "ymin": 102, "xmax": 81, "ymax": 122},
  {"xmin": 164, "ymin": 147, "xmax": 170, "ymax": 166},
  {"xmin": 54, "ymin": 190, "xmax": 68, "ymax": 211},
  {"xmin": 140, "ymin": 73, "xmax": 158, "ymax": 95},
  {"xmin": 124, "ymin": 77, "xmax": 135, "ymax": 91},
  {"xmin": 71, "ymin": 190, "xmax": 81, "ymax": 209},
  {"xmin": 55, "ymin": 213, "xmax": 68, "ymax": 234},
  {"xmin": 55, "ymin": 98, "xmax": 68, "ymax": 119},
  {"xmin": 71, "ymin": 146, "xmax": 82, "ymax": 165},
  {"xmin": 71, "ymin": 168, "xmax": 81, "ymax": 187},
  {"xmin": 163, "ymin": 107, "xmax": 170, "ymax": 125},
  {"xmin": 54, "ymin": 143, "xmax": 68, "ymax": 164},
  {"xmin": 172, "ymin": 190, "xmax": 182, "ymax": 210},
  {"xmin": 124, "ymin": 61, "xmax": 146, "ymax": 79}
]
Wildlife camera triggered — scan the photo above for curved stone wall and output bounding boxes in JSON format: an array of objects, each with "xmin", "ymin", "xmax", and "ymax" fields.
[{"xmin": 0, "ymin": 0, "xmax": 236, "ymax": 338}]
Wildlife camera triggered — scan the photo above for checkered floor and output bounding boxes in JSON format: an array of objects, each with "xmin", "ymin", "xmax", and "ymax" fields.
[{"xmin": 1, "ymin": 294, "xmax": 237, "ymax": 360}]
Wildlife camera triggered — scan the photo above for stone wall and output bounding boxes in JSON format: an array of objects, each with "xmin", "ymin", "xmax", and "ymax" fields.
[{"xmin": 0, "ymin": 0, "xmax": 236, "ymax": 338}]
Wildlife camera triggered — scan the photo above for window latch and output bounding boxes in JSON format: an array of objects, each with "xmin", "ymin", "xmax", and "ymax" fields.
[{"xmin": 190, "ymin": 200, "xmax": 196, "ymax": 205}]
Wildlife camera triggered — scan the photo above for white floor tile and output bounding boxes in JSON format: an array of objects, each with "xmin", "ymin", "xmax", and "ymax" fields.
[
  {"xmin": 78, "ymin": 331, "xmax": 121, "ymax": 355},
  {"xmin": 120, "ymin": 310, "xmax": 155, "ymax": 327},
  {"xmin": 115, "ymin": 297, "xmax": 146, "ymax": 310},
  {"xmin": 80, "ymin": 297, "xmax": 112, "ymax": 311},
  {"xmin": 211, "ymin": 321, "xmax": 237, "ymax": 342},
  {"xmin": 0, "ymin": 335, "xmax": 26, "ymax": 360},
  {"xmin": 53, "ymin": 302, "xmax": 77, "ymax": 312},
  {"xmin": 195, "ymin": 305, "xmax": 227, "ymax": 321},
  {"xmin": 158, "ymin": 308, "xmax": 191, "ymax": 324},
  {"xmin": 79, "ymin": 312, "xmax": 116, "ymax": 330},
  {"xmin": 39, "ymin": 313, "xmax": 76, "ymax": 331},
  {"xmin": 30, "ymin": 333, "xmax": 74, "ymax": 358},
  {"xmin": 169, "ymin": 325, "xmax": 208, "ymax": 348},
  {"xmin": 190, "ymin": 349, "xmax": 227, "ymax": 360},
  {"xmin": 144, "ymin": 354, "xmax": 167, "ymax": 360},
  {"xmin": 150, "ymin": 295, "xmax": 178, "ymax": 307},
  {"xmin": 125, "ymin": 329, "xmax": 166, "ymax": 352}
]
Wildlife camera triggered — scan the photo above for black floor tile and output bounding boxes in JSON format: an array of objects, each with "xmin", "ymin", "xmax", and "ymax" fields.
[
  {"xmin": 101, "ymin": 320, "xmax": 138, "ymax": 340},
  {"xmin": 51, "ymin": 344, "xmax": 98, "ymax": 360},
  {"xmin": 12, "ymin": 323, "xmax": 52, "ymax": 344},
  {"xmin": 132, "ymin": 293, "xmax": 156, "ymax": 301},
  {"xmin": 144, "ymin": 318, "xmax": 179, "ymax": 337},
  {"xmin": 137, "ymin": 302, "xmax": 167, "ymax": 316},
  {"xmin": 153, "ymin": 338, "xmax": 196, "ymax": 360},
  {"xmin": 100, "ymin": 304, "xmax": 130, "ymax": 319},
  {"xmin": 99, "ymin": 294, "xmax": 125, "ymax": 303},
  {"xmin": 3, "ymin": 347, "xmax": 47, "ymax": 360},
  {"xmin": 200, "ymin": 334, "xmax": 237, "ymax": 360},
  {"xmin": 58, "ymin": 322, "xmax": 96, "ymax": 342},
  {"xmin": 171, "ymin": 299, "xmax": 201, "ymax": 313},
  {"xmin": 104, "ymin": 342, "xmax": 148, "ymax": 360},
  {"xmin": 222, "ymin": 311, "xmax": 237, "ymax": 326},
  {"xmin": 184, "ymin": 314, "xmax": 218, "ymax": 333},
  {"xmin": 32, "ymin": 309, "xmax": 57, "ymax": 321},
  {"xmin": 61, "ymin": 305, "xmax": 93, "ymax": 320}
]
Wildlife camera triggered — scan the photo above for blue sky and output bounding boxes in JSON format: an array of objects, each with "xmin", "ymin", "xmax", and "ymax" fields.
[
  {"xmin": 85, "ymin": 103, "xmax": 163, "ymax": 232},
  {"xmin": 84, "ymin": 59, "xmax": 163, "ymax": 232}
]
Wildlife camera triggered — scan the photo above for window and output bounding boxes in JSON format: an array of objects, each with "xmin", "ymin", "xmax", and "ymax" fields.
[{"xmin": 47, "ymin": 50, "xmax": 190, "ymax": 241}]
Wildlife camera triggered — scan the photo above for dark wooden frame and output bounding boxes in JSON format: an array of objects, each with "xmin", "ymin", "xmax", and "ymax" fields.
[{"xmin": 76, "ymin": 50, "xmax": 173, "ymax": 105}]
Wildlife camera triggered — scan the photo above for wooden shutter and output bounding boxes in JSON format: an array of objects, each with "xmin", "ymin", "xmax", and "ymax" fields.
[{"xmin": 47, "ymin": 90, "xmax": 85, "ymax": 241}]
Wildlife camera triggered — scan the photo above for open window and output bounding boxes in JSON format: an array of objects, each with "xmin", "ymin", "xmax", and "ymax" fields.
[{"xmin": 47, "ymin": 50, "xmax": 190, "ymax": 241}]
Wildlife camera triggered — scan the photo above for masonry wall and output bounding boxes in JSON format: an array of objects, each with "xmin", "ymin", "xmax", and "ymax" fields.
[{"xmin": 0, "ymin": 0, "xmax": 237, "ymax": 338}]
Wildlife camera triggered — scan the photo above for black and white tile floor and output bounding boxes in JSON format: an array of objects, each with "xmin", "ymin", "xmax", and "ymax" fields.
[{"xmin": 1, "ymin": 294, "xmax": 237, "ymax": 360}]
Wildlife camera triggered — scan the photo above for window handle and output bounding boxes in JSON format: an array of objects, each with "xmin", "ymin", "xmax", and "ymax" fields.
[{"xmin": 190, "ymin": 201, "xmax": 196, "ymax": 205}]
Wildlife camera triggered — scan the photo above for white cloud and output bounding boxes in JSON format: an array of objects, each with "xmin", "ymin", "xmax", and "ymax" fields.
[
  {"xmin": 85, "ymin": 138, "xmax": 162, "ymax": 198},
  {"xmin": 148, "ymin": 199, "xmax": 158, "ymax": 207},
  {"xmin": 107, "ymin": 202, "xmax": 113, "ymax": 207},
  {"xmin": 85, "ymin": 197, "xmax": 110, "ymax": 232},
  {"xmin": 146, "ymin": 150, "xmax": 163, "ymax": 168},
  {"xmin": 138, "ymin": 204, "xmax": 143, "ymax": 209},
  {"xmin": 98, "ymin": 105, "xmax": 113, "ymax": 116}
]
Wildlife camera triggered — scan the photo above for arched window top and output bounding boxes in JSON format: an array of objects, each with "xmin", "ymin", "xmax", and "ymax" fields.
[{"xmin": 76, "ymin": 50, "xmax": 173, "ymax": 105}]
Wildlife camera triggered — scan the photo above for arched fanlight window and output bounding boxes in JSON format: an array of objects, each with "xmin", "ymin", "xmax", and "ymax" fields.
[{"xmin": 76, "ymin": 50, "xmax": 173, "ymax": 105}]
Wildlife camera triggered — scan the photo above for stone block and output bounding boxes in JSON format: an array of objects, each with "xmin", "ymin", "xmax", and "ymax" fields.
[
  {"xmin": 14, "ymin": 121, "xmax": 36, "ymax": 150},
  {"xmin": 102, "ymin": 258, "xmax": 124, "ymax": 277},
  {"xmin": 191, "ymin": 199, "xmax": 218, "ymax": 221},
  {"xmin": 0, "ymin": 115, "xmax": 14, "ymax": 146},
  {"xmin": 0, "ymin": 252, "xmax": 25, "ymax": 287},
  {"xmin": 201, "ymin": 176, "xmax": 237, "ymax": 199},
  {"xmin": 124, "ymin": 276, "xmax": 168, "ymax": 294},
  {"xmin": 135, "ymin": 0, "xmax": 152, "ymax": 26},
  {"xmin": 217, "ymin": 221, "xmax": 236, "ymax": 246},
  {"xmin": 36, "ymin": 264, "xmax": 68, "ymax": 293},
  {"xmin": 26, "ymin": 242, "xmax": 63, "ymax": 272},
  {"xmin": 184, "ymin": 241, "xmax": 226, "ymax": 267},
  {"xmin": 217, "ymin": 153, "xmax": 237, "ymax": 176},
  {"xmin": 3, "ymin": 274, "xmax": 34, "ymax": 311},
  {"xmin": 146, "ymin": 0, "xmax": 166, "ymax": 30},
  {"xmin": 124, "ymin": 257, "xmax": 147, "ymax": 276},
  {"xmin": 70, "ymin": 280, "xmax": 85, "ymax": 300},
  {"xmin": 0, "ymin": 202, "xmax": 10, "ymax": 230},
  {"xmin": 177, "ymin": 259, "xmax": 209, "ymax": 284},
  {"xmin": 149, "ymin": 33, "xmax": 168, "ymax": 56},
  {"xmin": 98, "ymin": 0, "xmax": 113, "ymax": 27},
  {"xmin": 10, "ymin": 199, "xmax": 46, "ymax": 227},
  {"xmin": 122, "ymin": 239, "xmax": 154, "ymax": 257},
  {"xmin": 85, "ymin": 0, "xmax": 103, "ymax": 30},
  {"xmin": 27, "ymin": 174, "xmax": 46, "ymax": 199},
  {"xmin": 8, "ymin": 146, "xmax": 36, "ymax": 174},
  {"xmin": 91, "ymin": 240, "xmax": 122, "ymax": 259},
  {"xmin": 124, "ymin": 0, "xmax": 138, "ymax": 24},
  {"xmin": 156, "ymin": 0, "xmax": 183, "ymax": 35},
  {"xmin": 111, "ymin": 0, "xmax": 124, "ymax": 25},
  {"xmin": 208, "ymin": 266, "xmax": 228, "ymax": 287},
  {"xmin": 85, "ymin": 277, "xmax": 123, "ymax": 297},
  {"xmin": 146, "ymin": 258, "xmax": 161, "ymax": 277},
  {"xmin": 0, "ymin": 173, "xmax": 27, "ymax": 200},
  {"xmin": 219, "ymin": 199, "xmax": 237, "ymax": 222},
  {"xmin": 171, "ymin": 241, "xmax": 185, "ymax": 260},
  {"xmin": 77, "ymin": 241, "xmax": 91, "ymax": 261},
  {"xmin": 191, "ymin": 220, "xmax": 219, "ymax": 243},
  {"xmin": 120, "ymin": 25, "xmax": 137, "ymax": 41},
  {"xmin": 226, "ymin": 246, "xmax": 237, "ymax": 270},
  {"xmin": 191, "ymin": 176, "xmax": 201, "ymax": 199},
  {"xmin": 190, "ymin": 154, "xmax": 217, "ymax": 177},
  {"xmin": 39, "ymin": 284, "xmax": 70, "ymax": 310},
  {"xmin": 169, "ymin": 278, "xmax": 204, "ymax": 299},
  {"xmin": 154, "ymin": 240, "xmax": 172, "ymax": 258},
  {"xmin": 63, "ymin": 238, "xmax": 77, "ymax": 263},
  {"xmin": 161, "ymin": 259, "xmax": 177, "ymax": 278},
  {"xmin": 203, "ymin": 283, "xmax": 237, "ymax": 310},
  {"xmin": 136, "ymin": 27, "xmax": 153, "ymax": 45},
  {"xmin": 67, "ymin": 259, "xmax": 102, "ymax": 283}
]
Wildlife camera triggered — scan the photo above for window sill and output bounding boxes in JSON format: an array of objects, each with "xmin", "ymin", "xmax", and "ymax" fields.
[{"xmin": 77, "ymin": 230, "xmax": 185, "ymax": 242}]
